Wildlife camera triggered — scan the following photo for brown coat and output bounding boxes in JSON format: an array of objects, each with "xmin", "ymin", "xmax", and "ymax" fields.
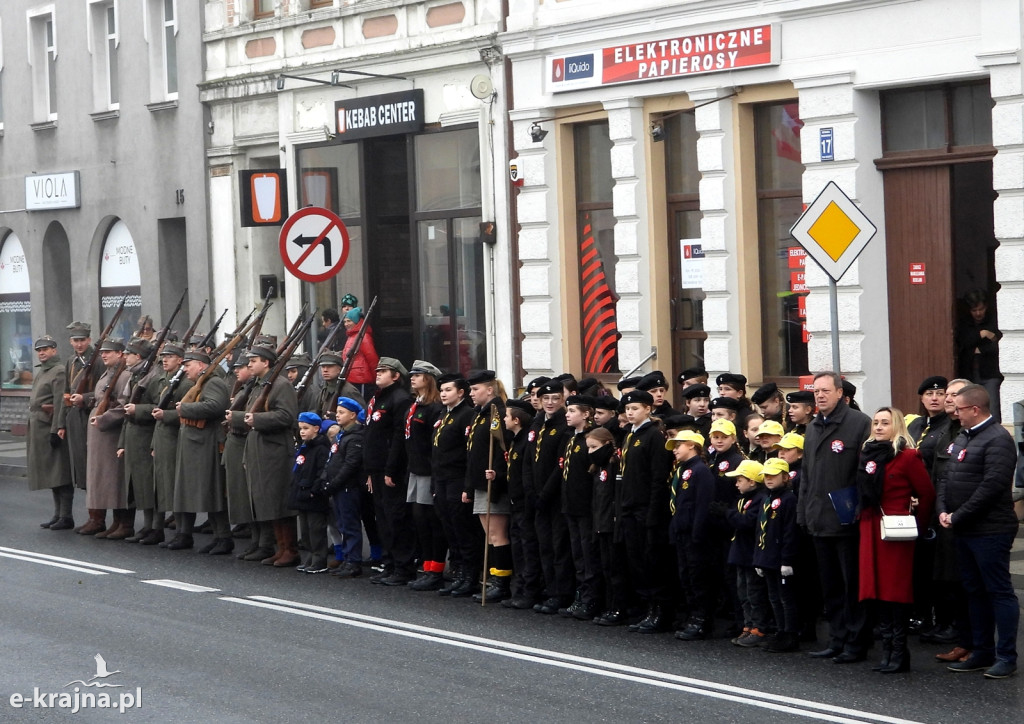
[
  {"xmin": 27, "ymin": 356, "xmax": 71, "ymax": 491},
  {"xmin": 244, "ymin": 375, "xmax": 298, "ymax": 521},
  {"xmin": 84, "ymin": 365, "xmax": 131, "ymax": 509}
]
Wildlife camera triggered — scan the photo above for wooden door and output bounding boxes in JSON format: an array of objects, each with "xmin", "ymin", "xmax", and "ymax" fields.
[{"xmin": 882, "ymin": 166, "xmax": 955, "ymax": 413}]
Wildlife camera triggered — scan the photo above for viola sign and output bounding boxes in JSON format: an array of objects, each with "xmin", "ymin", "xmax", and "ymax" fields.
[
  {"xmin": 25, "ymin": 172, "xmax": 81, "ymax": 211},
  {"xmin": 548, "ymin": 24, "xmax": 779, "ymax": 92}
]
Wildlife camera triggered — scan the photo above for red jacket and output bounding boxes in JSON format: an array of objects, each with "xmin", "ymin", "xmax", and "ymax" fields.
[
  {"xmin": 858, "ymin": 447, "xmax": 935, "ymax": 604},
  {"xmin": 342, "ymin": 321, "xmax": 379, "ymax": 385}
]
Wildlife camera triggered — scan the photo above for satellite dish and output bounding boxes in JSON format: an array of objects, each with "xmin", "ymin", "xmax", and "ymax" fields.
[{"xmin": 470, "ymin": 75, "xmax": 494, "ymax": 100}]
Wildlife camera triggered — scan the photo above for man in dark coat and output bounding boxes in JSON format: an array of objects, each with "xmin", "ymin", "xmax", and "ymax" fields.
[
  {"xmin": 797, "ymin": 371, "xmax": 871, "ymax": 663},
  {"xmin": 146, "ymin": 343, "xmax": 193, "ymax": 545},
  {"xmin": 938, "ymin": 383, "xmax": 1020, "ymax": 679},
  {"xmin": 58, "ymin": 322, "xmax": 103, "ymax": 494},
  {"xmin": 225, "ymin": 353, "xmax": 261, "ymax": 557},
  {"xmin": 28, "ymin": 336, "xmax": 73, "ymax": 529},
  {"xmin": 118, "ymin": 337, "xmax": 159, "ymax": 541}
]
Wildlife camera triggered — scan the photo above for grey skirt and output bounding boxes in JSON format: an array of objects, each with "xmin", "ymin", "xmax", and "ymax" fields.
[{"xmin": 471, "ymin": 489, "xmax": 511, "ymax": 515}]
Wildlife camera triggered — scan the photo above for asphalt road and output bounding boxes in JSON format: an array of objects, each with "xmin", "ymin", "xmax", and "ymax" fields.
[{"xmin": 1, "ymin": 475, "xmax": 1021, "ymax": 723}]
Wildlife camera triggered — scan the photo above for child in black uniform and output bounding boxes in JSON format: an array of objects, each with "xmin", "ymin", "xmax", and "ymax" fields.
[
  {"xmin": 724, "ymin": 460, "xmax": 770, "ymax": 647},
  {"xmin": 586, "ymin": 427, "xmax": 621, "ymax": 623},
  {"xmin": 290, "ymin": 412, "xmax": 332, "ymax": 573},
  {"xmin": 754, "ymin": 457, "xmax": 800, "ymax": 652}
]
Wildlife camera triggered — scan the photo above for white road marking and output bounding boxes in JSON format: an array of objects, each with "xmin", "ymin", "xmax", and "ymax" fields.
[
  {"xmin": 0, "ymin": 546, "xmax": 134, "ymax": 574},
  {"xmin": 0, "ymin": 551, "xmax": 107, "ymax": 575},
  {"xmin": 224, "ymin": 595, "xmax": 924, "ymax": 724},
  {"xmin": 141, "ymin": 579, "xmax": 220, "ymax": 593}
]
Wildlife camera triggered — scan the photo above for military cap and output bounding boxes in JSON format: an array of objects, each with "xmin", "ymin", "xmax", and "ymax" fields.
[
  {"xmin": 616, "ymin": 376, "xmax": 642, "ymax": 392},
  {"xmin": 319, "ymin": 352, "xmax": 343, "ymax": 367},
  {"xmin": 66, "ymin": 321, "xmax": 92, "ymax": 339},
  {"xmin": 665, "ymin": 429, "xmax": 705, "ymax": 451},
  {"xmin": 755, "ymin": 420, "xmax": 785, "ymax": 438},
  {"xmin": 536, "ymin": 380, "xmax": 564, "ymax": 397},
  {"xmin": 33, "ymin": 335, "xmax": 58, "ymax": 350},
  {"xmin": 188, "ymin": 334, "xmax": 206, "ymax": 346},
  {"xmin": 842, "ymin": 380, "xmax": 857, "ymax": 399},
  {"xmin": 254, "ymin": 334, "xmax": 278, "ymax": 348},
  {"xmin": 409, "ymin": 359, "xmax": 443, "ymax": 377},
  {"xmin": 506, "ymin": 398, "xmax": 536, "ymax": 416},
  {"xmin": 662, "ymin": 414, "xmax": 697, "ymax": 430},
  {"xmin": 636, "ymin": 370, "xmax": 669, "ymax": 391},
  {"xmin": 160, "ymin": 343, "xmax": 185, "ymax": 358},
  {"xmin": 340, "ymin": 293, "xmax": 359, "ymax": 308},
  {"xmin": 376, "ymin": 357, "xmax": 408, "ymax": 377},
  {"xmin": 230, "ymin": 349, "xmax": 248, "ymax": 368},
  {"xmin": 565, "ymin": 394, "xmax": 597, "ymax": 409},
  {"xmin": 917, "ymin": 376, "xmax": 948, "ymax": 396},
  {"xmin": 126, "ymin": 337, "xmax": 152, "ymax": 357},
  {"xmin": 716, "ymin": 372, "xmax": 747, "ymax": 390},
  {"xmin": 285, "ymin": 353, "xmax": 312, "ymax": 370},
  {"xmin": 751, "ymin": 382, "xmax": 779, "ymax": 406},
  {"xmin": 465, "ymin": 369, "xmax": 496, "ymax": 386},
  {"xmin": 620, "ymin": 389, "xmax": 654, "ymax": 406},
  {"xmin": 678, "ymin": 366, "xmax": 708, "ymax": 384},
  {"xmin": 709, "ymin": 396, "xmax": 741, "ymax": 411},
  {"xmin": 526, "ymin": 376, "xmax": 551, "ymax": 392},
  {"xmin": 593, "ymin": 396, "xmax": 619, "ymax": 412},
  {"xmin": 183, "ymin": 351, "xmax": 211, "ymax": 364},
  {"xmin": 786, "ymin": 390, "xmax": 814, "ymax": 405},
  {"xmin": 99, "ymin": 337, "xmax": 125, "ymax": 352},
  {"xmin": 246, "ymin": 345, "xmax": 278, "ymax": 364},
  {"xmin": 681, "ymin": 383, "xmax": 711, "ymax": 400}
]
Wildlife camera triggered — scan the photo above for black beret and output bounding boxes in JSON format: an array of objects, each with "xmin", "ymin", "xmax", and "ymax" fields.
[
  {"xmin": 552, "ymin": 373, "xmax": 577, "ymax": 384},
  {"xmin": 577, "ymin": 377, "xmax": 600, "ymax": 395},
  {"xmin": 506, "ymin": 399, "xmax": 535, "ymax": 416},
  {"xmin": 716, "ymin": 372, "xmax": 747, "ymax": 389},
  {"xmin": 437, "ymin": 373, "xmax": 467, "ymax": 389},
  {"xmin": 465, "ymin": 369, "xmax": 496, "ymax": 385},
  {"xmin": 917, "ymin": 376, "xmax": 948, "ymax": 396},
  {"xmin": 786, "ymin": 390, "xmax": 814, "ymax": 405},
  {"xmin": 751, "ymin": 382, "xmax": 779, "ymax": 405},
  {"xmin": 592, "ymin": 396, "xmax": 619, "ymax": 411},
  {"xmin": 709, "ymin": 396, "xmax": 741, "ymax": 411},
  {"xmin": 636, "ymin": 370, "xmax": 669, "ymax": 391},
  {"xmin": 565, "ymin": 394, "xmax": 597, "ymax": 409},
  {"xmin": 678, "ymin": 366, "xmax": 707, "ymax": 384},
  {"xmin": 536, "ymin": 381, "xmax": 564, "ymax": 396},
  {"xmin": 662, "ymin": 414, "xmax": 697, "ymax": 430},
  {"xmin": 620, "ymin": 390, "xmax": 654, "ymax": 406},
  {"xmin": 842, "ymin": 380, "xmax": 857, "ymax": 399},
  {"xmin": 526, "ymin": 376, "xmax": 551, "ymax": 392},
  {"xmin": 616, "ymin": 376, "xmax": 642, "ymax": 392},
  {"xmin": 681, "ymin": 383, "xmax": 711, "ymax": 399}
]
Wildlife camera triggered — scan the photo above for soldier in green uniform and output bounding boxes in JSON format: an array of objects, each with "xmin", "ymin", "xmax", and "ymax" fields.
[
  {"xmin": 225, "ymin": 351, "xmax": 265, "ymax": 559},
  {"xmin": 28, "ymin": 335, "xmax": 74, "ymax": 530},
  {"xmin": 58, "ymin": 322, "xmax": 103, "ymax": 506},
  {"xmin": 117, "ymin": 338, "xmax": 159, "ymax": 541}
]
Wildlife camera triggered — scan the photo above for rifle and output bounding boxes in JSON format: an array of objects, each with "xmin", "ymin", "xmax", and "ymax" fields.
[
  {"xmin": 250, "ymin": 311, "xmax": 317, "ymax": 414},
  {"xmin": 198, "ymin": 308, "xmax": 229, "ymax": 350},
  {"xmin": 72, "ymin": 293, "xmax": 127, "ymax": 396},
  {"xmin": 94, "ymin": 359, "xmax": 127, "ymax": 417},
  {"xmin": 212, "ymin": 306, "xmax": 259, "ymax": 359},
  {"xmin": 274, "ymin": 303, "xmax": 310, "ymax": 358},
  {"xmin": 295, "ymin": 306, "xmax": 350, "ymax": 394},
  {"xmin": 338, "ymin": 295, "xmax": 379, "ymax": 387},
  {"xmin": 127, "ymin": 290, "xmax": 187, "ymax": 405},
  {"xmin": 228, "ymin": 296, "xmax": 277, "ymax": 399},
  {"xmin": 179, "ymin": 316, "xmax": 264, "ymax": 428},
  {"xmin": 179, "ymin": 299, "xmax": 207, "ymax": 346},
  {"xmin": 155, "ymin": 300, "xmax": 206, "ymax": 409}
]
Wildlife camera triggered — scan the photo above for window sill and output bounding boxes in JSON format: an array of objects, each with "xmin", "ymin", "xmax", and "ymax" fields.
[
  {"xmin": 31, "ymin": 120, "xmax": 58, "ymax": 132},
  {"xmin": 90, "ymin": 109, "xmax": 120, "ymax": 122},
  {"xmin": 147, "ymin": 99, "xmax": 179, "ymax": 113}
]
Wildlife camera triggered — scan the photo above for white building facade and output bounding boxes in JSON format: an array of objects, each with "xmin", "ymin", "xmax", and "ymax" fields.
[{"xmin": 503, "ymin": 0, "xmax": 1024, "ymax": 419}]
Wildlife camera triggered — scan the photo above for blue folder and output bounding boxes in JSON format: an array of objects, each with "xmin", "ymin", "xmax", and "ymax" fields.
[{"xmin": 828, "ymin": 485, "xmax": 858, "ymax": 526}]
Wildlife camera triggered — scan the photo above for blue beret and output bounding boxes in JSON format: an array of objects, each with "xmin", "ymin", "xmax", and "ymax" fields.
[{"xmin": 298, "ymin": 412, "xmax": 322, "ymax": 427}]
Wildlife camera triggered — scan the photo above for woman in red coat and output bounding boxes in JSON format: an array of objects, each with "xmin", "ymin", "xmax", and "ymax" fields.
[
  {"xmin": 341, "ymin": 307, "xmax": 379, "ymax": 399},
  {"xmin": 858, "ymin": 407, "xmax": 935, "ymax": 674}
]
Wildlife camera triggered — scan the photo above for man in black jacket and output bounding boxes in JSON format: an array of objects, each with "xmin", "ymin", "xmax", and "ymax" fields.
[
  {"xmin": 938, "ymin": 384, "xmax": 1019, "ymax": 679},
  {"xmin": 797, "ymin": 371, "xmax": 871, "ymax": 663}
]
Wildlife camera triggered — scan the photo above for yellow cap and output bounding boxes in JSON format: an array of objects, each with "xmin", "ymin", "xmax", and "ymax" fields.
[
  {"xmin": 710, "ymin": 419, "xmax": 737, "ymax": 437},
  {"xmin": 755, "ymin": 420, "xmax": 785, "ymax": 437},
  {"xmin": 665, "ymin": 429, "xmax": 705, "ymax": 451},
  {"xmin": 773, "ymin": 432, "xmax": 804, "ymax": 450},
  {"xmin": 762, "ymin": 458, "xmax": 791, "ymax": 477},
  {"xmin": 725, "ymin": 459, "xmax": 764, "ymax": 482}
]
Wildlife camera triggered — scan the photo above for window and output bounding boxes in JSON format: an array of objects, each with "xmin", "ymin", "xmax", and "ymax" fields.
[
  {"xmin": 255, "ymin": 0, "xmax": 276, "ymax": 19},
  {"xmin": 310, "ymin": 0, "xmax": 334, "ymax": 7},
  {"xmin": 99, "ymin": 220, "xmax": 143, "ymax": 337},
  {"xmin": 0, "ymin": 232, "xmax": 33, "ymax": 390},
  {"xmin": 574, "ymin": 121, "xmax": 618, "ymax": 374},
  {"xmin": 881, "ymin": 81, "xmax": 992, "ymax": 153},
  {"xmin": 88, "ymin": 1, "xmax": 118, "ymax": 110},
  {"xmin": 145, "ymin": 0, "xmax": 177, "ymax": 102},
  {"xmin": 755, "ymin": 102, "xmax": 807, "ymax": 380},
  {"xmin": 162, "ymin": 0, "xmax": 177, "ymax": 96},
  {"xmin": 28, "ymin": 8, "xmax": 57, "ymax": 121}
]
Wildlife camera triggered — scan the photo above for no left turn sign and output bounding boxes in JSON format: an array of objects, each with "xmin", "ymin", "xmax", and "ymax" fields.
[{"xmin": 279, "ymin": 206, "xmax": 351, "ymax": 283}]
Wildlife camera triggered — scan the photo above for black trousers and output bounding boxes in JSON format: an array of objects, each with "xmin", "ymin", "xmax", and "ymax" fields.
[
  {"xmin": 597, "ymin": 532, "xmax": 629, "ymax": 612},
  {"xmin": 510, "ymin": 506, "xmax": 543, "ymax": 600},
  {"xmin": 413, "ymin": 502, "xmax": 447, "ymax": 565},
  {"xmin": 566, "ymin": 514, "xmax": 602, "ymax": 605},
  {"xmin": 370, "ymin": 471, "xmax": 415, "ymax": 575},
  {"xmin": 298, "ymin": 510, "xmax": 329, "ymax": 568},
  {"xmin": 434, "ymin": 477, "xmax": 482, "ymax": 572},
  {"xmin": 618, "ymin": 514, "xmax": 671, "ymax": 607},
  {"xmin": 813, "ymin": 535, "xmax": 868, "ymax": 654},
  {"xmin": 535, "ymin": 502, "xmax": 575, "ymax": 600},
  {"xmin": 359, "ymin": 483, "xmax": 380, "ymax": 548},
  {"xmin": 764, "ymin": 569, "xmax": 800, "ymax": 634}
]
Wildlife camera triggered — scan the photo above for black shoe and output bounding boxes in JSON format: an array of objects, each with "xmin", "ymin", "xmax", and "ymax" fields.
[
  {"xmin": 473, "ymin": 579, "xmax": 512, "ymax": 604},
  {"xmin": 674, "ymin": 616, "xmax": 708, "ymax": 640},
  {"xmin": 209, "ymin": 538, "xmax": 235, "ymax": 555},
  {"xmin": 304, "ymin": 566, "xmax": 330, "ymax": 574},
  {"xmin": 164, "ymin": 534, "xmax": 194, "ymax": 550},
  {"xmin": 947, "ymin": 655, "xmax": 995, "ymax": 673},
  {"xmin": 450, "ymin": 575, "xmax": 481, "ymax": 598},
  {"xmin": 766, "ymin": 632, "xmax": 800, "ymax": 653},
  {"xmin": 382, "ymin": 573, "xmax": 414, "ymax": 587},
  {"xmin": 504, "ymin": 596, "xmax": 539, "ymax": 610},
  {"xmin": 236, "ymin": 542, "xmax": 260, "ymax": 560},
  {"xmin": 140, "ymin": 529, "xmax": 165, "ymax": 546},
  {"xmin": 593, "ymin": 610, "xmax": 627, "ymax": 626},
  {"xmin": 195, "ymin": 519, "xmax": 213, "ymax": 534},
  {"xmin": 808, "ymin": 646, "xmax": 842, "ymax": 659},
  {"xmin": 369, "ymin": 567, "xmax": 395, "ymax": 585},
  {"xmin": 231, "ymin": 523, "xmax": 252, "ymax": 539},
  {"xmin": 930, "ymin": 625, "xmax": 959, "ymax": 644},
  {"xmin": 124, "ymin": 526, "xmax": 151, "ymax": 543},
  {"xmin": 572, "ymin": 601, "xmax": 599, "ymax": 621},
  {"xmin": 982, "ymin": 661, "xmax": 1017, "ymax": 679},
  {"xmin": 196, "ymin": 539, "xmax": 218, "ymax": 554},
  {"xmin": 409, "ymin": 572, "xmax": 444, "ymax": 591},
  {"xmin": 48, "ymin": 517, "xmax": 75, "ymax": 531},
  {"xmin": 332, "ymin": 562, "xmax": 362, "ymax": 578},
  {"xmin": 438, "ymin": 576, "xmax": 461, "ymax": 596},
  {"xmin": 40, "ymin": 515, "xmax": 60, "ymax": 529},
  {"xmin": 534, "ymin": 597, "xmax": 561, "ymax": 615},
  {"xmin": 832, "ymin": 651, "xmax": 866, "ymax": 664}
]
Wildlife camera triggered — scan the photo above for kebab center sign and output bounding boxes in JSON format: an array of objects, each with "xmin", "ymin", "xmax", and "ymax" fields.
[{"xmin": 548, "ymin": 24, "xmax": 778, "ymax": 92}]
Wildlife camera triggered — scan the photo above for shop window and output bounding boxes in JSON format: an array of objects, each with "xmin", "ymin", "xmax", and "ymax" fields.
[
  {"xmin": 882, "ymin": 81, "xmax": 992, "ymax": 153},
  {"xmin": 99, "ymin": 220, "xmax": 142, "ymax": 338},
  {"xmin": 0, "ymin": 232, "xmax": 33, "ymax": 390},
  {"xmin": 574, "ymin": 121, "xmax": 618, "ymax": 374},
  {"xmin": 755, "ymin": 102, "xmax": 808, "ymax": 380},
  {"xmin": 28, "ymin": 8, "xmax": 57, "ymax": 122}
]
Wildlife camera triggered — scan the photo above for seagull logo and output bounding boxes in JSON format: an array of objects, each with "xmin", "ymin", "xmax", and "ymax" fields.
[{"xmin": 65, "ymin": 654, "xmax": 124, "ymax": 689}]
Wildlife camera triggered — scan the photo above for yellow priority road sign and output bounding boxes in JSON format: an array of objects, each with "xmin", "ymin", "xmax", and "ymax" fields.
[{"xmin": 789, "ymin": 181, "xmax": 877, "ymax": 282}]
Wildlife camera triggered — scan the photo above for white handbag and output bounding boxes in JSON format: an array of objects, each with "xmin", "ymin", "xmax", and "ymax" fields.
[{"xmin": 879, "ymin": 507, "xmax": 918, "ymax": 541}]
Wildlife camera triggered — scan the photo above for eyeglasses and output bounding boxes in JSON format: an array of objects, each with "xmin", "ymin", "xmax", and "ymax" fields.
[{"xmin": 954, "ymin": 405, "xmax": 978, "ymax": 413}]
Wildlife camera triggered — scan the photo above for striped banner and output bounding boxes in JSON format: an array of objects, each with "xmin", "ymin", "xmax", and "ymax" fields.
[{"xmin": 579, "ymin": 214, "xmax": 619, "ymax": 373}]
